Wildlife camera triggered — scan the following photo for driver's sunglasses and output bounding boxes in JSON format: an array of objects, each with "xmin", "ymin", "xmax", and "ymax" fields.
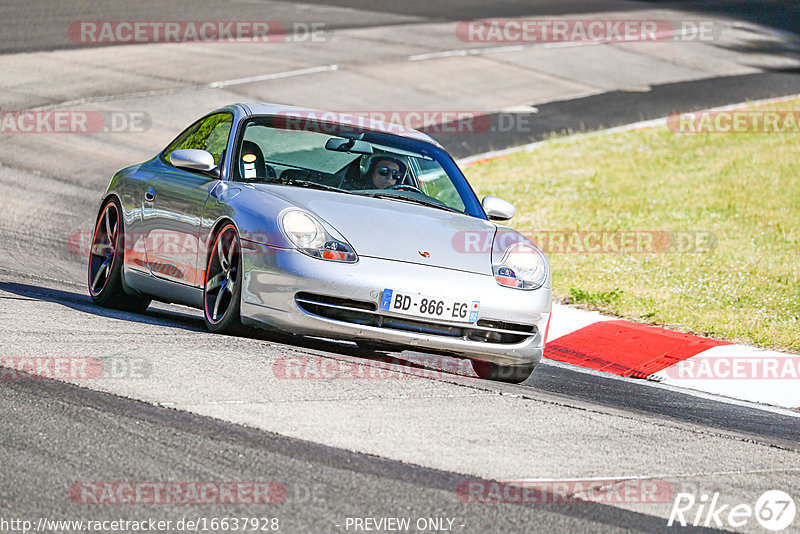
[{"xmin": 376, "ymin": 166, "xmax": 402, "ymax": 179}]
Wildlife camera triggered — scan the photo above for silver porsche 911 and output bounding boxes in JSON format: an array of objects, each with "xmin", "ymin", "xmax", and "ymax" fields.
[{"xmin": 88, "ymin": 103, "xmax": 551, "ymax": 382}]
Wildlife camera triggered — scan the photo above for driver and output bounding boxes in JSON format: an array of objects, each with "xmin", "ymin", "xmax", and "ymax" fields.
[{"xmin": 364, "ymin": 156, "xmax": 407, "ymax": 189}]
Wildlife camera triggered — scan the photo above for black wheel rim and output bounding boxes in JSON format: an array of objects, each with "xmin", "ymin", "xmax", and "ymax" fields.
[
  {"xmin": 204, "ymin": 226, "xmax": 240, "ymax": 325},
  {"xmin": 88, "ymin": 203, "xmax": 119, "ymax": 296}
]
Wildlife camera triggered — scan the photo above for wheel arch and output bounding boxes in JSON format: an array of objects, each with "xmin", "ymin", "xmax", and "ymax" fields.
[{"xmin": 97, "ymin": 192, "xmax": 123, "ymax": 218}]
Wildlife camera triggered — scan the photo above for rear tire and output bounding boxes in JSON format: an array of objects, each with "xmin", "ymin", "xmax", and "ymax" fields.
[
  {"xmin": 472, "ymin": 360, "xmax": 535, "ymax": 383},
  {"xmin": 88, "ymin": 198, "xmax": 151, "ymax": 313}
]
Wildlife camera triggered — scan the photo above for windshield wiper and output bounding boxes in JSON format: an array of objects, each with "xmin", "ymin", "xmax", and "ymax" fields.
[
  {"xmin": 362, "ymin": 192, "xmax": 461, "ymax": 213},
  {"xmin": 268, "ymin": 177, "xmax": 351, "ymax": 194}
]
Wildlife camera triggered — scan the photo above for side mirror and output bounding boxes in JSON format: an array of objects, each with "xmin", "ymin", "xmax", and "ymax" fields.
[
  {"xmin": 482, "ymin": 196, "xmax": 516, "ymax": 222},
  {"xmin": 170, "ymin": 149, "xmax": 217, "ymax": 173}
]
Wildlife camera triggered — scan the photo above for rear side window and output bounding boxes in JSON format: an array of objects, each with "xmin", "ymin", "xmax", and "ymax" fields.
[{"xmin": 162, "ymin": 113, "xmax": 233, "ymax": 166}]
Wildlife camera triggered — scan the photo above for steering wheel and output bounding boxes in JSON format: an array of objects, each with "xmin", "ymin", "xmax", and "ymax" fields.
[{"xmin": 388, "ymin": 183, "xmax": 424, "ymax": 194}]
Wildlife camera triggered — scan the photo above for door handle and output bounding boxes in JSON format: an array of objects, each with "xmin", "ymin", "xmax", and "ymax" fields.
[{"xmin": 144, "ymin": 187, "xmax": 156, "ymax": 202}]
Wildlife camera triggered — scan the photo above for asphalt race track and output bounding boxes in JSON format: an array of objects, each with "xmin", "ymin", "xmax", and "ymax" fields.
[{"xmin": 1, "ymin": 1, "xmax": 799, "ymax": 533}]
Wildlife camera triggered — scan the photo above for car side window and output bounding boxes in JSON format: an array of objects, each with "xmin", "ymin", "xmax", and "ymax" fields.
[{"xmin": 162, "ymin": 113, "xmax": 233, "ymax": 166}]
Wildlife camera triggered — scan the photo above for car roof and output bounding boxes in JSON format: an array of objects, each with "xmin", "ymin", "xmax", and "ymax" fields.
[{"xmin": 231, "ymin": 102, "xmax": 442, "ymax": 147}]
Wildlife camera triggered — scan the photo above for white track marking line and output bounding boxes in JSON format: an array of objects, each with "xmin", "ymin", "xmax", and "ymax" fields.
[
  {"xmin": 539, "ymin": 358, "xmax": 800, "ymax": 418},
  {"xmin": 408, "ymin": 42, "xmax": 594, "ymax": 61},
  {"xmin": 208, "ymin": 64, "xmax": 340, "ymax": 88},
  {"xmin": 652, "ymin": 345, "xmax": 800, "ymax": 410},
  {"xmin": 31, "ymin": 64, "xmax": 341, "ymax": 111},
  {"xmin": 515, "ymin": 467, "xmax": 800, "ymax": 482}
]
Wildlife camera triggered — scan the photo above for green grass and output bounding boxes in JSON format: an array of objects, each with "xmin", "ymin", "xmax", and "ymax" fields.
[{"xmin": 465, "ymin": 99, "xmax": 800, "ymax": 352}]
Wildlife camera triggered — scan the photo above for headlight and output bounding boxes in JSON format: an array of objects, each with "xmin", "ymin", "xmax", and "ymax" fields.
[
  {"xmin": 280, "ymin": 210, "xmax": 357, "ymax": 262},
  {"xmin": 492, "ymin": 243, "xmax": 548, "ymax": 290}
]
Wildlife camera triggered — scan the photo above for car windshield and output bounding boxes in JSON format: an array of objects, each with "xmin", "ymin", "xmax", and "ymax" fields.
[{"xmin": 232, "ymin": 116, "xmax": 484, "ymax": 217}]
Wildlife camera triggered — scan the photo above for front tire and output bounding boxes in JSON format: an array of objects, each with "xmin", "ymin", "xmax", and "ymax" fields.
[
  {"xmin": 472, "ymin": 360, "xmax": 535, "ymax": 384},
  {"xmin": 203, "ymin": 224, "xmax": 245, "ymax": 334},
  {"xmin": 87, "ymin": 198, "xmax": 151, "ymax": 313}
]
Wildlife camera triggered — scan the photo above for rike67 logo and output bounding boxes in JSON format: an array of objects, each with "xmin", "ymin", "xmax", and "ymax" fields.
[{"xmin": 669, "ymin": 490, "xmax": 796, "ymax": 531}]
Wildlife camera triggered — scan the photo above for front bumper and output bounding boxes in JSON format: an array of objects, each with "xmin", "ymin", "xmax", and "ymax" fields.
[{"xmin": 239, "ymin": 243, "xmax": 551, "ymax": 367}]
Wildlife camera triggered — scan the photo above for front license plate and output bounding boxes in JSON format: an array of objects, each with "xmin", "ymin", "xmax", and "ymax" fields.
[{"xmin": 380, "ymin": 289, "xmax": 480, "ymax": 324}]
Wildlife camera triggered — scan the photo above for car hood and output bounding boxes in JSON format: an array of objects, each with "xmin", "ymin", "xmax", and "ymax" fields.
[{"xmin": 255, "ymin": 184, "xmax": 498, "ymax": 275}]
